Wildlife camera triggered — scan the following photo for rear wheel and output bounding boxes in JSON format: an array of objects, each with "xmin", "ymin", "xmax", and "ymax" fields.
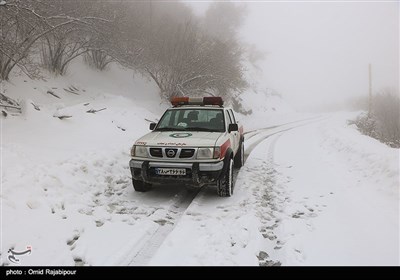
[
  {"xmin": 132, "ymin": 179, "xmax": 152, "ymax": 192},
  {"xmin": 217, "ymin": 158, "xmax": 233, "ymax": 197},
  {"xmin": 234, "ymin": 141, "xmax": 244, "ymax": 168}
]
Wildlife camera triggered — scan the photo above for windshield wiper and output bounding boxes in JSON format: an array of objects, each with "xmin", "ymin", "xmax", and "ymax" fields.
[
  {"xmin": 184, "ymin": 127, "xmax": 220, "ymax": 132},
  {"xmin": 155, "ymin": 127, "xmax": 186, "ymax": 131}
]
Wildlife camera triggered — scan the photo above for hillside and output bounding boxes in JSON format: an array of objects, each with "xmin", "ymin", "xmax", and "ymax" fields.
[{"xmin": 1, "ymin": 62, "xmax": 298, "ymax": 265}]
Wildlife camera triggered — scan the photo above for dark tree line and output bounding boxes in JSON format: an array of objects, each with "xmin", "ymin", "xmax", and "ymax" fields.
[{"xmin": 0, "ymin": 0, "xmax": 252, "ymax": 100}]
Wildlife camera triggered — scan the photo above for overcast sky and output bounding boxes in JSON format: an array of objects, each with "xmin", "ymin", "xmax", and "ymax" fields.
[{"xmin": 187, "ymin": 1, "xmax": 399, "ymax": 110}]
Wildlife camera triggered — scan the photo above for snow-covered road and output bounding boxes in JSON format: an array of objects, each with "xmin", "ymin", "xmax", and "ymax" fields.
[
  {"xmin": 148, "ymin": 114, "xmax": 399, "ymax": 266},
  {"xmin": 2, "ymin": 110, "xmax": 398, "ymax": 266}
]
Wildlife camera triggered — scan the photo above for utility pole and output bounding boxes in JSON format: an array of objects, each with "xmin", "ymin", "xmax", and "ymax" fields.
[{"xmin": 368, "ymin": 63, "xmax": 372, "ymax": 117}]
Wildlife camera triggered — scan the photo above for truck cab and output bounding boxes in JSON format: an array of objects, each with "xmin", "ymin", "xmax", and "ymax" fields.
[{"xmin": 129, "ymin": 97, "xmax": 244, "ymax": 197}]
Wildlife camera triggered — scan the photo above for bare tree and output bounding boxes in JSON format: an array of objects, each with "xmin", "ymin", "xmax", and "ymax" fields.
[
  {"xmin": 1, "ymin": 0, "xmax": 250, "ymax": 103},
  {"xmin": 0, "ymin": 0, "xmax": 48, "ymax": 80},
  {"xmin": 84, "ymin": 50, "xmax": 113, "ymax": 71},
  {"xmin": 41, "ymin": 26, "xmax": 91, "ymax": 75},
  {"xmin": 0, "ymin": 0, "xmax": 111, "ymax": 80},
  {"xmin": 372, "ymin": 89, "xmax": 400, "ymax": 147},
  {"xmin": 79, "ymin": 1, "xmax": 149, "ymax": 72},
  {"xmin": 38, "ymin": 0, "xmax": 114, "ymax": 75},
  {"xmin": 351, "ymin": 88, "xmax": 400, "ymax": 148},
  {"xmin": 202, "ymin": 1, "xmax": 247, "ymax": 43},
  {"xmin": 140, "ymin": 14, "xmax": 247, "ymax": 100}
]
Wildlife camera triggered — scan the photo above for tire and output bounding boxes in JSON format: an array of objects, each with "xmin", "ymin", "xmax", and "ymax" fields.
[
  {"xmin": 132, "ymin": 179, "xmax": 151, "ymax": 192},
  {"xmin": 217, "ymin": 158, "xmax": 233, "ymax": 197},
  {"xmin": 234, "ymin": 141, "xmax": 244, "ymax": 168}
]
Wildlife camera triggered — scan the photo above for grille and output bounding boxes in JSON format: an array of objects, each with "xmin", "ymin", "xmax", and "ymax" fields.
[
  {"xmin": 149, "ymin": 148, "xmax": 163, "ymax": 157},
  {"xmin": 179, "ymin": 149, "xmax": 195, "ymax": 158},
  {"xmin": 165, "ymin": 148, "xmax": 178, "ymax": 158}
]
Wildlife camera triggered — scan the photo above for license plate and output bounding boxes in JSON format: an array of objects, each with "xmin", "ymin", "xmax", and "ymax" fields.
[{"xmin": 155, "ymin": 168, "xmax": 186, "ymax": 176}]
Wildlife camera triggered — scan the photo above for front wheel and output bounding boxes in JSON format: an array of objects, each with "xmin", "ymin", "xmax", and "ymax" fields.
[
  {"xmin": 132, "ymin": 179, "xmax": 152, "ymax": 192},
  {"xmin": 217, "ymin": 158, "xmax": 233, "ymax": 197}
]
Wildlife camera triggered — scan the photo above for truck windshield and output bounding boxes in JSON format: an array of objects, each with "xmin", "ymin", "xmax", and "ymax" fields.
[{"xmin": 155, "ymin": 109, "xmax": 225, "ymax": 132}]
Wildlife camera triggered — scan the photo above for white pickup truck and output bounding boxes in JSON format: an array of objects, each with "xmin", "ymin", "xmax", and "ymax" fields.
[{"xmin": 129, "ymin": 97, "xmax": 244, "ymax": 197}]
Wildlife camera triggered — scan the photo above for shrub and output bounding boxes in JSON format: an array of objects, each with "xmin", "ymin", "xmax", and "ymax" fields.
[
  {"xmin": 372, "ymin": 91, "xmax": 400, "ymax": 148},
  {"xmin": 351, "ymin": 90, "xmax": 400, "ymax": 148}
]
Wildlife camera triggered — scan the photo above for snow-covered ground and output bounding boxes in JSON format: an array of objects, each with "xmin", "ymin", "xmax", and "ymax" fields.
[
  {"xmin": 149, "ymin": 113, "xmax": 399, "ymax": 266},
  {"xmin": 1, "ymin": 63, "xmax": 398, "ymax": 266}
]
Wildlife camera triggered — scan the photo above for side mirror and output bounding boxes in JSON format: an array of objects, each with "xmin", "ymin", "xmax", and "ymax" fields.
[
  {"xmin": 149, "ymin": 123, "xmax": 157, "ymax": 130},
  {"xmin": 228, "ymin": 123, "xmax": 238, "ymax": 133}
]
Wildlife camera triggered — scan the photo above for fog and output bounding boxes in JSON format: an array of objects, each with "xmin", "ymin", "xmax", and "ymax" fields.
[{"xmin": 187, "ymin": 1, "xmax": 399, "ymax": 111}]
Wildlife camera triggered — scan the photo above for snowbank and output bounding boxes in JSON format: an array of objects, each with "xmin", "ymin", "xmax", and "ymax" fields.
[{"xmin": 1, "ymin": 61, "xmax": 169, "ymax": 265}]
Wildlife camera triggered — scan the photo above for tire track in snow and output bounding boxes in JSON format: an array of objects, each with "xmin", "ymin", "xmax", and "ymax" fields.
[
  {"xmin": 266, "ymin": 133, "xmax": 282, "ymax": 165},
  {"xmin": 242, "ymin": 118, "xmax": 328, "ymax": 266},
  {"xmin": 127, "ymin": 116, "xmax": 327, "ymax": 266},
  {"xmin": 244, "ymin": 116, "xmax": 328, "ymax": 162},
  {"xmin": 128, "ymin": 188, "xmax": 200, "ymax": 266},
  {"xmin": 243, "ymin": 115, "xmax": 323, "ymax": 141},
  {"xmin": 233, "ymin": 116, "xmax": 327, "ymax": 187}
]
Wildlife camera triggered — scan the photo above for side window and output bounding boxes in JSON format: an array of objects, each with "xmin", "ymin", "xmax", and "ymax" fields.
[
  {"xmin": 209, "ymin": 110, "xmax": 225, "ymax": 132},
  {"xmin": 228, "ymin": 109, "xmax": 236, "ymax": 123}
]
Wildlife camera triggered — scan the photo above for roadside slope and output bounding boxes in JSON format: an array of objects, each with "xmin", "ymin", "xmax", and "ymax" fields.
[{"xmin": 1, "ymin": 62, "xmax": 172, "ymax": 266}]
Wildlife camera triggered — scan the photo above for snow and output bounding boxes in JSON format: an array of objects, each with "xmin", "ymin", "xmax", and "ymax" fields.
[
  {"xmin": 1, "ymin": 61, "xmax": 169, "ymax": 266},
  {"xmin": 1, "ymin": 61, "xmax": 398, "ymax": 266},
  {"xmin": 150, "ymin": 113, "xmax": 399, "ymax": 266},
  {"xmin": 270, "ymin": 114, "xmax": 399, "ymax": 265}
]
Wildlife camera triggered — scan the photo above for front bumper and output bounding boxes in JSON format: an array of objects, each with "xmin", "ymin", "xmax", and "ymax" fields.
[{"xmin": 129, "ymin": 159, "xmax": 224, "ymax": 186}]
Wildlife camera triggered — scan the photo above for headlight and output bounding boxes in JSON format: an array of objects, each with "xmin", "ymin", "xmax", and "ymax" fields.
[
  {"xmin": 132, "ymin": 145, "xmax": 148, "ymax": 158},
  {"xmin": 197, "ymin": 148, "xmax": 213, "ymax": 159}
]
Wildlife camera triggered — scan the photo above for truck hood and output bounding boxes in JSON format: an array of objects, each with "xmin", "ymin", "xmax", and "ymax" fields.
[{"xmin": 134, "ymin": 131, "xmax": 222, "ymax": 147}]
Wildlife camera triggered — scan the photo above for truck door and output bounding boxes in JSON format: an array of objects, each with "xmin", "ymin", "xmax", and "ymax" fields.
[{"xmin": 225, "ymin": 110, "xmax": 239, "ymax": 154}]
